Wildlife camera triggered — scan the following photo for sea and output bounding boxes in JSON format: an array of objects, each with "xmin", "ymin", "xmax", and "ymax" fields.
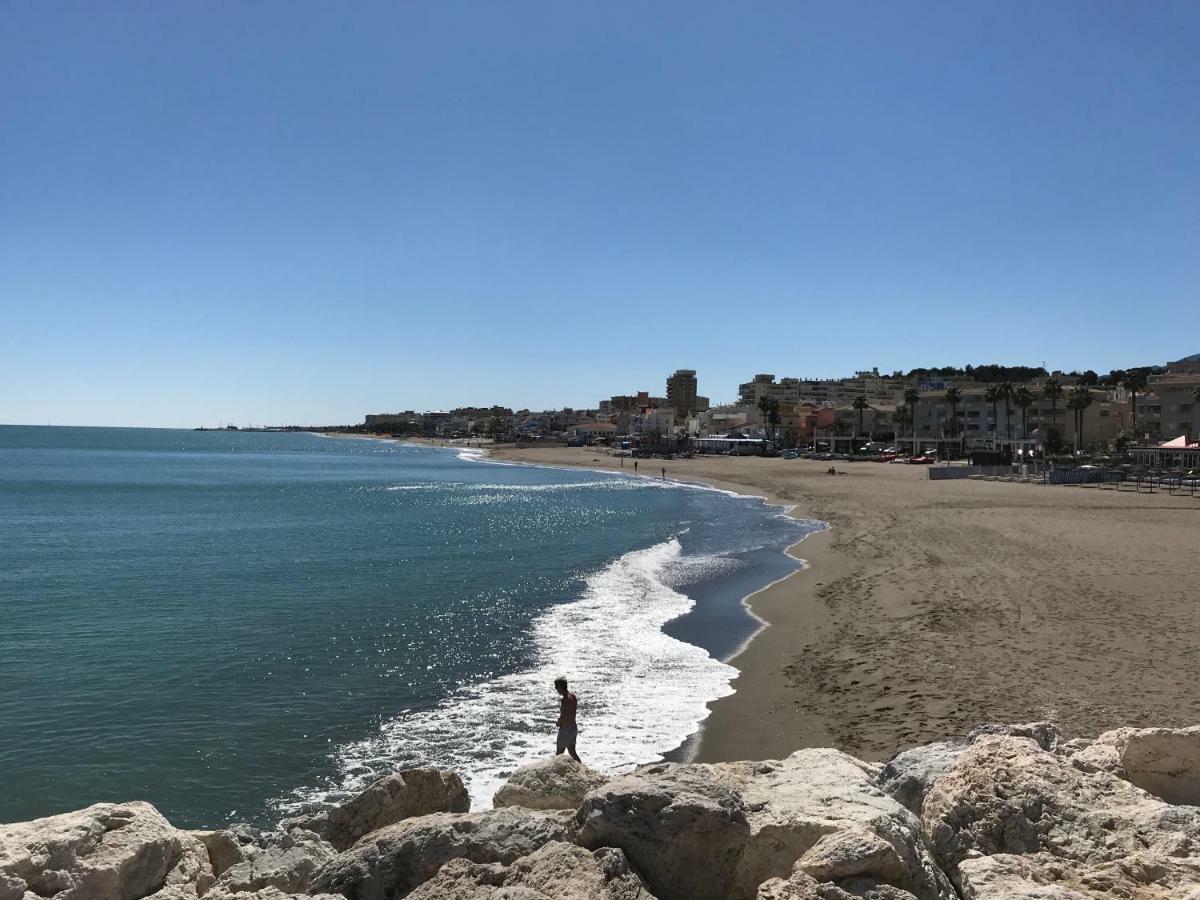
[{"xmin": 0, "ymin": 426, "xmax": 819, "ymax": 828}]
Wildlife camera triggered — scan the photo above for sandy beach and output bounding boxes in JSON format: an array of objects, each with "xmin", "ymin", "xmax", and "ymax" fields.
[{"xmin": 489, "ymin": 444, "xmax": 1200, "ymax": 763}]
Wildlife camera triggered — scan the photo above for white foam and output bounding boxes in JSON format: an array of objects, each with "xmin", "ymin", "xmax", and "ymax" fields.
[{"xmin": 272, "ymin": 537, "xmax": 735, "ymax": 817}]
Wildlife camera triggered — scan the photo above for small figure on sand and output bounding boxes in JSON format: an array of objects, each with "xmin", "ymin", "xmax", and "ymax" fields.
[
  {"xmin": 554, "ymin": 677, "xmax": 580, "ymax": 762},
  {"xmin": 633, "ymin": 460, "xmax": 638, "ymax": 473},
  {"xmin": 661, "ymin": 466, "xmax": 666, "ymax": 479}
]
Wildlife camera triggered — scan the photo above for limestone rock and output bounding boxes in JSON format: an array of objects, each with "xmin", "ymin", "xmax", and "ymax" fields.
[
  {"xmin": 146, "ymin": 832, "xmax": 216, "ymax": 899},
  {"xmin": 0, "ymin": 801, "xmax": 187, "ymax": 900},
  {"xmin": 204, "ymin": 828, "xmax": 336, "ymax": 898},
  {"xmin": 876, "ymin": 743, "xmax": 963, "ymax": 816},
  {"xmin": 756, "ymin": 868, "xmax": 919, "ymax": 899},
  {"xmin": 576, "ymin": 749, "xmax": 955, "ymax": 900},
  {"xmin": 796, "ymin": 828, "xmax": 906, "ymax": 883},
  {"xmin": 190, "ymin": 829, "xmax": 248, "ymax": 879},
  {"xmin": 285, "ymin": 769, "xmax": 470, "ymax": 851},
  {"xmin": 311, "ymin": 807, "xmax": 575, "ymax": 899},
  {"xmin": 201, "ymin": 890, "xmax": 344, "ymax": 900},
  {"xmin": 953, "ymin": 855, "xmax": 1093, "ymax": 899},
  {"xmin": 1069, "ymin": 725, "xmax": 1200, "ymax": 805},
  {"xmin": 404, "ymin": 840, "xmax": 657, "ymax": 899},
  {"xmin": 493, "ymin": 756, "xmax": 610, "ymax": 811},
  {"xmin": 877, "ymin": 723, "xmax": 1058, "ymax": 817},
  {"xmin": 964, "ymin": 722, "xmax": 1059, "ymax": 751},
  {"xmin": 953, "ymin": 852, "xmax": 1200, "ymax": 899},
  {"xmin": 922, "ymin": 735, "xmax": 1200, "ymax": 897}
]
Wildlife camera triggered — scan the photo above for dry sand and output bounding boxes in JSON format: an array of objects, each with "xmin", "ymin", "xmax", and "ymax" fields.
[{"xmin": 490, "ymin": 444, "xmax": 1200, "ymax": 763}]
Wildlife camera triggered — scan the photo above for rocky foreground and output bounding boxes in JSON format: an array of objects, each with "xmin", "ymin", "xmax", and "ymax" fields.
[{"xmin": 4, "ymin": 723, "xmax": 1200, "ymax": 900}]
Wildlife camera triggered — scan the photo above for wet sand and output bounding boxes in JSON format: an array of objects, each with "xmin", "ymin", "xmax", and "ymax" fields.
[{"xmin": 491, "ymin": 445, "xmax": 1200, "ymax": 762}]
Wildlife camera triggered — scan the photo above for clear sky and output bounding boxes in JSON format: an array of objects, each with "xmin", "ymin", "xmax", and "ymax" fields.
[{"xmin": 3, "ymin": 2, "xmax": 1197, "ymax": 427}]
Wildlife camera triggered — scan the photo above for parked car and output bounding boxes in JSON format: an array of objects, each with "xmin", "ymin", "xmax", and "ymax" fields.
[
  {"xmin": 908, "ymin": 455, "xmax": 935, "ymax": 465},
  {"xmin": 782, "ymin": 449, "xmax": 799, "ymax": 460}
]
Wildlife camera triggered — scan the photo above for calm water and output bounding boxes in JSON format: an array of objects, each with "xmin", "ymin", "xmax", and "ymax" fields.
[{"xmin": 0, "ymin": 426, "xmax": 816, "ymax": 827}]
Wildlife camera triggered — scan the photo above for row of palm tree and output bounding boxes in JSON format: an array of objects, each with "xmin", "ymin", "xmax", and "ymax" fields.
[
  {"xmin": 852, "ymin": 376, "xmax": 1193, "ymax": 452},
  {"xmin": 882, "ymin": 376, "xmax": 1098, "ymax": 450}
]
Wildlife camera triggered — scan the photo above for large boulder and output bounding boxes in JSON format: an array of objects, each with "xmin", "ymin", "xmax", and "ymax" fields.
[
  {"xmin": 921, "ymin": 734, "xmax": 1200, "ymax": 897},
  {"xmin": 575, "ymin": 750, "xmax": 955, "ymax": 900},
  {"xmin": 146, "ymin": 832, "xmax": 217, "ymax": 899},
  {"xmin": 757, "ymin": 866, "xmax": 919, "ymax": 899},
  {"xmin": 493, "ymin": 757, "xmax": 610, "ymax": 811},
  {"xmin": 285, "ymin": 769, "xmax": 469, "ymax": 851},
  {"xmin": 203, "ymin": 827, "xmax": 336, "ymax": 898},
  {"xmin": 310, "ymin": 807, "xmax": 575, "ymax": 900},
  {"xmin": 0, "ymin": 801, "xmax": 201, "ymax": 900},
  {"xmin": 877, "ymin": 722, "xmax": 1059, "ymax": 816},
  {"xmin": 876, "ymin": 743, "xmax": 963, "ymax": 817},
  {"xmin": 1068, "ymin": 725, "xmax": 1200, "ymax": 805},
  {"xmin": 404, "ymin": 841, "xmax": 657, "ymax": 899},
  {"xmin": 199, "ymin": 891, "xmax": 344, "ymax": 900}
]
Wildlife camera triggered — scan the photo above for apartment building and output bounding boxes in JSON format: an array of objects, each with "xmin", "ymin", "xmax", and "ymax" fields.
[
  {"xmin": 738, "ymin": 374, "xmax": 803, "ymax": 407},
  {"xmin": 666, "ymin": 369, "xmax": 699, "ymax": 418},
  {"xmin": 742, "ymin": 369, "xmax": 904, "ymax": 409},
  {"xmin": 908, "ymin": 384, "xmax": 1129, "ymax": 449},
  {"xmin": 1136, "ymin": 354, "xmax": 1200, "ymax": 441}
]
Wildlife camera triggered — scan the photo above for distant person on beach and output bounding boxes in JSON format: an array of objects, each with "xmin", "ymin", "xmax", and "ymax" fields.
[
  {"xmin": 661, "ymin": 466, "xmax": 666, "ymax": 479},
  {"xmin": 633, "ymin": 460, "xmax": 638, "ymax": 473},
  {"xmin": 554, "ymin": 677, "xmax": 580, "ymax": 762}
]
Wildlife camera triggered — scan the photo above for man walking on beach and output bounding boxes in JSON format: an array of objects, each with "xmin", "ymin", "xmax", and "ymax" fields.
[{"xmin": 554, "ymin": 677, "xmax": 580, "ymax": 762}]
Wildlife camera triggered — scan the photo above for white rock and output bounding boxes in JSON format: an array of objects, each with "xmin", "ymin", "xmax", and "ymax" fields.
[
  {"xmin": 876, "ymin": 743, "xmax": 964, "ymax": 816},
  {"xmin": 493, "ymin": 756, "xmax": 609, "ymax": 811},
  {"xmin": 757, "ymin": 867, "xmax": 919, "ymax": 899},
  {"xmin": 285, "ymin": 769, "xmax": 470, "ymax": 850},
  {"xmin": 310, "ymin": 807, "xmax": 575, "ymax": 899},
  {"xmin": 576, "ymin": 749, "xmax": 955, "ymax": 900},
  {"xmin": 404, "ymin": 840, "xmax": 657, "ymax": 899},
  {"xmin": 922, "ymin": 735, "xmax": 1200, "ymax": 897},
  {"xmin": 204, "ymin": 828, "xmax": 335, "ymax": 898},
  {"xmin": 0, "ymin": 801, "xmax": 187, "ymax": 900},
  {"xmin": 1070, "ymin": 725, "xmax": 1200, "ymax": 805},
  {"xmin": 201, "ymin": 890, "xmax": 344, "ymax": 900}
]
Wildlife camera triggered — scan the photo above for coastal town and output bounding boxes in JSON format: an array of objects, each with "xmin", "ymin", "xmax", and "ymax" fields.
[{"xmin": 357, "ymin": 353, "xmax": 1200, "ymax": 471}]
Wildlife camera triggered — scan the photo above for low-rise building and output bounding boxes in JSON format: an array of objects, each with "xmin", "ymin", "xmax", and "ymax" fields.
[{"xmin": 567, "ymin": 422, "xmax": 618, "ymax": 444}]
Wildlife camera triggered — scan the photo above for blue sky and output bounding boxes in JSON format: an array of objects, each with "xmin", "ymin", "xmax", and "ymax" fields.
[{"xmin": 3, "ymin": 2, "xmax": 1198, "ymax": 427}]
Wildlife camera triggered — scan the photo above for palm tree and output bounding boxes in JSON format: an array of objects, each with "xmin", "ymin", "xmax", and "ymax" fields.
[
  {"xmin": 892, "ymin": 407, "xmax": 912, "ymax": 444},
  {"xmin": 1122, "ymin": 371, "xmax": 1148, "ymax": 432},
  {"xmin": 1013, "ymin": 387, "xmax": 1035, "ymax": 441},
  {"xmin": 1067, "ymin": 385, "xmax": 1095, "ymax": 452},
  {"xmin": 852, "ymin": 395, "xmax": 870, "ymax": 441},
  {"xmin": 756, "ymin": 396, "xmax": 778, "ymax": 442},
  {"xmin": 903, "ymin": 386, "xmax": 921, "ymax": 454},
  {"xmin": 983, "ymin": 384, "xmax": 1001, "ymax": 444},
  {"xmin": 998, "ymin": 382, "xmax": 1015, "ymax": 442},
  {"xmin": 1043, "ymin": 377, "xmax": 1063, "ymax": 435},
  {"xmin": 944, "ymin": 386, "xmax": 962, "ymax": 437}
]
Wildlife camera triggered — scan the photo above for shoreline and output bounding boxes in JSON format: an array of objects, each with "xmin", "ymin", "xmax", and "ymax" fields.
[
  {"xmin": 482, "ymin": 443, "xmax": 1200, "ymax": 765},
  {"xmin": 328, "ymin": 433, "xmax": 828, "ymax": 763},
  {"xmin": 474, "ymin": 443, "xmax": 843, "ymax": 762}
]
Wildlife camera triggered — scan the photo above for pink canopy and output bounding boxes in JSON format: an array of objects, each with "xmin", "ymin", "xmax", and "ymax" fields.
[{"xmin": 1159, "ymin": 434, "xmax": 1199, "ymax": 449}]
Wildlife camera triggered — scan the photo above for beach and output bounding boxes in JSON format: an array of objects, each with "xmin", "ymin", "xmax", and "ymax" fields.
[{"xmin": 490, "ymin": 445, "xmax": 1200, "ymax": 763}]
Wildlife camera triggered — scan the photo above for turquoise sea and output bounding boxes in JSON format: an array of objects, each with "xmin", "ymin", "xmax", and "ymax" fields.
[{"xmin": 0, "ymin": 426, "xmax": 817, "ymax": 828}]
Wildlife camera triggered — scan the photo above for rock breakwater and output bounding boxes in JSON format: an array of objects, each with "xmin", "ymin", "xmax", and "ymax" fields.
[{"xmin": 3, "ymin": 723, "xmax": 1199, "ymax": 899}]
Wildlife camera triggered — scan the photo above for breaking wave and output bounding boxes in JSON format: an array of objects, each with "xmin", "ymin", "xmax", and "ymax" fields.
[{"xmin": 272, "ymin": 537, "xmax": 735, "ymax": 815}]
